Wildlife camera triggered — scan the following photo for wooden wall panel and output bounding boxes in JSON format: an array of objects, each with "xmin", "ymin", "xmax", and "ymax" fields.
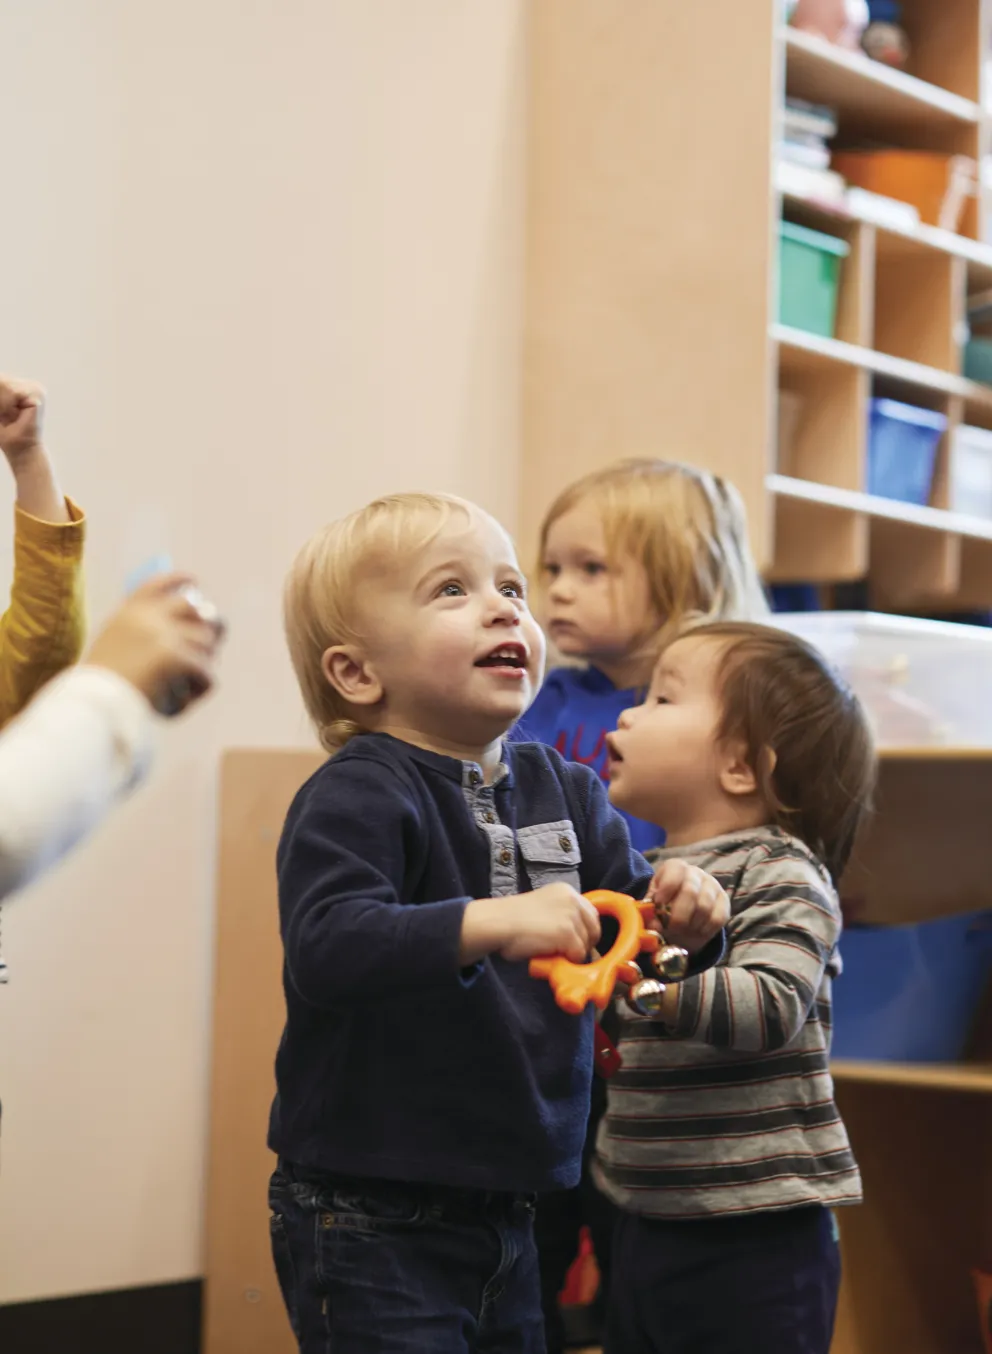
[{"xmin": 202, "ymin": 749, "xmax": 322, "ymax": 1354}]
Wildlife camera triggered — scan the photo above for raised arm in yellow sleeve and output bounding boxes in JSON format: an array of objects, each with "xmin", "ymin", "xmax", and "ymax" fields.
[{"xmin": 0, "ymin": 375, "xmax": 87, "ymax": 729}]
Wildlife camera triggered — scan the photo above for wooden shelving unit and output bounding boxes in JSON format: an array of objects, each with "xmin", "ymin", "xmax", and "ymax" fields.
[
  {"xmin": 773, "ymin": 10, "xmax": 992, "ymax": 612},
  {"xmin": 828, "ymin": 749, "xmax": 992, "ymax": 1354},
  {"xmin": 783, "ymin": 26, "xmax": 982, "ymax": 144},
  {"xmin": 524, "ymin": 7, "xmax": 992, "ymax": 1351},
  {"xmin": 523, "ymin": 0, "xmax": 992, "ymax": 613}
]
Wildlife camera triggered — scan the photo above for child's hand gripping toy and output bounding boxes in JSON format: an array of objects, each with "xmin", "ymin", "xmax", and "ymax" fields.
[
  {"xmin": 125, "ymin": 554, "xmax": 225, "ymax": 717},
  {"xmin": 529, "ymin": 890, "xmax": 690, "ymax": 1016}
]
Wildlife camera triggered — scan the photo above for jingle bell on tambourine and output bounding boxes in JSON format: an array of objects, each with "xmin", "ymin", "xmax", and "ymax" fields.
[
  {"xmin": 652, "ymin": 944, "xmax": 689, "ymax": 983},
  {"xmin": 529, "ymin": 891, "xmax": 689, "ymax": 1015},
  {"xmin": 622, "ymin": 945, "xmax": 690, "ymax": 1018},
  {"xmin": 625, "ymin": 978, "xmax": 669, "ymax": 1019}
]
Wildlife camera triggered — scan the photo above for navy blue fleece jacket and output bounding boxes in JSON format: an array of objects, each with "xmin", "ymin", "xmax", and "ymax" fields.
[{"xmin": 268, "ymin": 732, "xmax": 720, "ymax": 1192}]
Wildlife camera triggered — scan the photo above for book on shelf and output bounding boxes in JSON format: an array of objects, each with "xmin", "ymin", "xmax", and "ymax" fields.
[
  {"xmin": 784, "ymin": 129, "xmax": 833, "ymax": 151},
  {"xmin": 779, "ymin": 97, "xmax": 837, "ymax": 189},
  {"xmin": 779, "ymin": 139, "xmax": 832, "ymax": 171},
  {"xmin": 783, "ymin": 97, "xmax": 837, "ymax": 142},
  {"xmin": 775, "ymin": 159, "xmax": 846, "ymax": 205}
]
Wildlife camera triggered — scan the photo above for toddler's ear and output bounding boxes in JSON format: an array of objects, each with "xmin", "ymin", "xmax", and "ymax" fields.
[
  {"xmin": 321, "ymin": 645, "xmax": 383, "ymax": 708},
  {"xmin": 718, "ymin": 739, "xmax": 763, "ymax": 799}
]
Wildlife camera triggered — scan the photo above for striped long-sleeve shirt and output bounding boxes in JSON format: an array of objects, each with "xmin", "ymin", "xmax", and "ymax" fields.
[{"xmin": 594, "ymin": 826, "xmax": 862, "ymax": 1219}]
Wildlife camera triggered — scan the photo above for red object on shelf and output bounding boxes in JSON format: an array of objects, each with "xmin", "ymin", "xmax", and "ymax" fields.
[{"xmin": 560, "ymin": 1226, "xmax": 601, "ymax": 1307}]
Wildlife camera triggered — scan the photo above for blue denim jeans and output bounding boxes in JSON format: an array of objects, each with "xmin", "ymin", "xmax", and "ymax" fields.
[
  {"xmin": 606, "ymin": 1204, "xmax": 841, "ymax": 1354},
  {"xmin": 269, "ymin": 1160, "xmax": 547, "ymax": 1353}
]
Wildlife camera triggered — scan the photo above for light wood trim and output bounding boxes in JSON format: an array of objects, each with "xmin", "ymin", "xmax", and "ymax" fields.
[
  {"xmin": 851, "ymin": 223, "xmax": 876, "ymax": 351},
  {"xmin": 928, "ymin": 393, "xmax": 963, "ymax": 512},
  {"xmin": 877, "ymin": 745, "xmax": 992, "ymax": 761},
  {"xmin": 832, "ymin": 221, "xmax": 875, "ymax": 349},
  {"xmin": 832, "ymin": 1059, "xmax": 992, "ymax": 1093}
]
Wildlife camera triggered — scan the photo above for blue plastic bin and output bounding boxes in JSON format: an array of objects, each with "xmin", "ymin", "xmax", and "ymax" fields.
[
  {"xmin": 769, "ymin": 584, "xmax": 821, "ymax": 612},
  {"xmin": 867, "ymin": 398, "xmax": 946, "ymax": 505},
  {"xmin": 832, "ymin": 909, "xmax": 992, "ymax": 1062}
]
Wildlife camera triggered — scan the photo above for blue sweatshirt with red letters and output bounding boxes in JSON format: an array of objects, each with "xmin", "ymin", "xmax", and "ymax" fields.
[{"xmin": 516, "ymin": 666, "xmax": 667, "ymax": 855}]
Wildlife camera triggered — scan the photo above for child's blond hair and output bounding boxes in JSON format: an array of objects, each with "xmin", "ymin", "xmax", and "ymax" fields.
[
  {"xmin": 284, "ymin": 492, "xmax": 475, "ymax": 754},
  {"xmin": 538, "ymin": 458, "xmax": 767, "ymax": 658}
]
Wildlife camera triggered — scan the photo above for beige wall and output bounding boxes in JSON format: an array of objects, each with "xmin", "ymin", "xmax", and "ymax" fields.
[{"xmin": 0, "ymin": 0, "xmax": 526, "ymax": 1304}]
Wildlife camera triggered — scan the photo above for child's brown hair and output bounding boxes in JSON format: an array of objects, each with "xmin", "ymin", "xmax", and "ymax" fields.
[{"xmin": 685, "ymin": 620, "xmax": 877, "ymax": 882}]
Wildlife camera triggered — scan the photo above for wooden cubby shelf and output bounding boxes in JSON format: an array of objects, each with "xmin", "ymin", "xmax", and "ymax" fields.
[
  {"xmin": 784, "ymin": 27, "xmax": 981, "ymax": 148},
  {"xmin": 832, "ymin": 1060, "xmax": 992, "ymax": 1094},
  {"xmin": 832, "ymin": 747, "xmax": 992, "ymax": 1353},
  {"xmin": 783, "ymin": 190, "xmax": 992, "ymax": 276},
  {"xmin": 772, "ymin": 190, "xmax": 992, "ymax": 607},
  {"xmin": 841, "ymin": 748, "xmax": 992, "ymax": 924},
  {"xmin": 875, "ymin": 744, "xmax": 992, "ymax": 760},
  {"xmin": 774, "ymin": 326, "xmax": 992, "ymax": 418},
  {"xmin": 770, "ymin": 473, "xmax": 992, "ymax": 543},
  {"xmin": 523, "ymin": 6, "xmax": 992, "ymax": 1351}
]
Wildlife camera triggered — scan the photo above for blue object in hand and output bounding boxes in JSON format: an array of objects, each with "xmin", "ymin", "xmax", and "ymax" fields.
[{"xmin": 123, "ymin": 553, "xmax": 218, "ymax": 718}]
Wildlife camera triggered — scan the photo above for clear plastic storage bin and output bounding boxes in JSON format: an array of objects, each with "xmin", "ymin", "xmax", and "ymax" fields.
[
  {"xmin": 769, "ymin": 611, "xmax": 992, "ymax": 747},
  {"xmin": 950, "ymin": 423, "xmax": 992, "ymax": 520}
]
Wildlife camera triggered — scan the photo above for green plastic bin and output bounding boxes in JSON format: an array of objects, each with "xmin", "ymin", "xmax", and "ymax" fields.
[
  {"xmin": 964, "ymin": 337, "xmax": 992, "ymax": 387},
  {"xmin": 778, "ymin": 220, "xmax": 850, "ymax": 338}
]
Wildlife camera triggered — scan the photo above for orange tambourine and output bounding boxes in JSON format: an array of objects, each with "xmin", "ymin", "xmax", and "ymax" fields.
[{"xmin": 529, "ymin": 890, "xmax": 662, "ymax": 1014}]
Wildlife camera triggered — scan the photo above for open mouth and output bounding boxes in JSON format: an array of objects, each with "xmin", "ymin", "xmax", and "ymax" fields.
[
  {"xmin": 605, "ymin": 732, "xmax": 623, "ymax": 768},
  {"xmin": 475, "ymin": 642, "xmax": 527, "ymax": 671}
]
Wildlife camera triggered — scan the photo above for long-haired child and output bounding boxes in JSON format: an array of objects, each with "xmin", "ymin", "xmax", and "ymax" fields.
[
  {"xmin": 524, "ymin": 458, "xmax": 768, "ymax": 1351},
  {"xmin": 526, "ymin": 458, "xmax": 767, "ymax": 854}
]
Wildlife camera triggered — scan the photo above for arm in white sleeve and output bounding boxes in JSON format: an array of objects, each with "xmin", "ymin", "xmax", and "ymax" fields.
[{"xmin": 0, "ymin": 665, "xmax": 154, "ymax": 900}]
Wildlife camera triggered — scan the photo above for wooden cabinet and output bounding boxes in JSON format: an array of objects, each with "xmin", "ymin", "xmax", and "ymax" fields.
[{"xmin": 829, "ymin": 749, "xmax": 992, "ymax": 1354}]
